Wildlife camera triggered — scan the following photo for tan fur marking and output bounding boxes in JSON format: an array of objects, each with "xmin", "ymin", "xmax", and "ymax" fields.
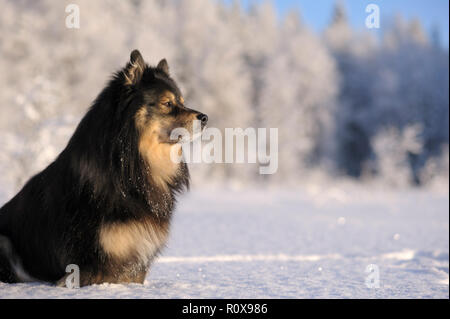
[
  {"xmin": 99, "ymin": 219, "xmax": 169, "ymax": 262},
  {"xmin": 135, "ymin": 107, "xmax": 148, "ymax": 130},
  {"xmin": 135, "ymin": 110, "xmax": 181, "ymax": 190}
]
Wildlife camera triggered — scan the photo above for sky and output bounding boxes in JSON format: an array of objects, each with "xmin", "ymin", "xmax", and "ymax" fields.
[{"xmin": 227, "ymin": 0, "xmax": 449, "ymax": 48}]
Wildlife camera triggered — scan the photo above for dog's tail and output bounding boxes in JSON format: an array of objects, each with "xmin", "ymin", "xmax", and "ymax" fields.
[
  {"xmin": 0, "ymin": 234, "xmax": 36, "ymax": 283},
  {"xmin": 0, "ymin": 203, "xmax": 36, "ymax": 283},
  {"xmin": 0, "ymin": 203, "xmax": 18, "ymax": 283},
  {"xmin": 0, "ymin": 235, "xmax": 19, "ymax": 283}
]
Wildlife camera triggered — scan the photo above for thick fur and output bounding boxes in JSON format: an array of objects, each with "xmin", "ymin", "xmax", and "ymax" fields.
[{"xmin": 0, "ymin": 50, "xmax": 206, "ymax": 286}]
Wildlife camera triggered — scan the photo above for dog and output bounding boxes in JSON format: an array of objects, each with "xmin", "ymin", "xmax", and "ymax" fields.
[{"xmin": 0, "ymin": 50, "xmax": 208, "ymax": 286}]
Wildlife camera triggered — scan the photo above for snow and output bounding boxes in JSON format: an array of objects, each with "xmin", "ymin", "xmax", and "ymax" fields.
[{"xmin": 0, "ymin": 186, "xmax": 447, "ymax": 298}]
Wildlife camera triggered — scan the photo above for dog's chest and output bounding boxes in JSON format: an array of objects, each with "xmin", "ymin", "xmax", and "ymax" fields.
[{"xmin": 99, "ymin": 218, "xmax": 169, "ymax": 263}]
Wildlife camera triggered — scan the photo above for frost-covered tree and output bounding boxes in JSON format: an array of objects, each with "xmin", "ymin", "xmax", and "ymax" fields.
[
  {"xmin": 370, "ymin": 16, "xmax": 449, "ymax": 184},
  {"xmin": 241, "ymin": 1, "xmax": 278, "ymax": 125},
  {"xmin": 260, "ymin": 10, "xmax": 338, "ymax": 181},
  {"xmin": 371, "ymin": 124, "xmax": 424, "ymax": 186},
  {"xmin": 324, "ymin": 2, "xmax": 378, "ymax": 178}
]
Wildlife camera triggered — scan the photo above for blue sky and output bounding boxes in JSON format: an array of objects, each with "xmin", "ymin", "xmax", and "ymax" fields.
[{"xmin": 227, "ymin": 0, "xmax": 449, "ymax": 48}]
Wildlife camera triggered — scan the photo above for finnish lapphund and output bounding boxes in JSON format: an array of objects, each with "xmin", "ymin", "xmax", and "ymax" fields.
[{"xmin": 0, "ymin": 50, "xmax": 208, "ymax": 286}]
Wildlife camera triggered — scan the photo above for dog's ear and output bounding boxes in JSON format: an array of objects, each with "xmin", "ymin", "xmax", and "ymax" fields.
[
  {"xmin": 157, "ymin": 58, "xmax": 170, "ymax": 76},
  {"xmin": 124, "ymin": 49, "xmax": 145, "ymax": 85}
]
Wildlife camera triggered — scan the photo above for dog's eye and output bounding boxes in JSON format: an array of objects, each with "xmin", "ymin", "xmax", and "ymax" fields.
[{"xmin": 164, "ymin": 101, "xmax": 173, "ymax": 108}]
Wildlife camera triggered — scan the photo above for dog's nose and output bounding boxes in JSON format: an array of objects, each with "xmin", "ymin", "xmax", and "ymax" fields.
[{"xmin": 197, "ymin": 113, "xmax": 208, "ymax": 125}]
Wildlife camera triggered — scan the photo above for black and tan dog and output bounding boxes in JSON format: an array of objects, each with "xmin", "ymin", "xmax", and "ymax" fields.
[{"xmin": 0, "ymin": 50, "xmax": 207, "ymax": 286}]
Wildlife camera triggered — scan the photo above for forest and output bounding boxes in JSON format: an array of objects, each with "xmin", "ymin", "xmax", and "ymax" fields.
[{"xmin": 0, "ymin": 0, "xmax": 448, "ymax": 198}]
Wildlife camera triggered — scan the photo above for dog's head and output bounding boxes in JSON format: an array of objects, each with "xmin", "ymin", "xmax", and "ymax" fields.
[{"xmin": 124, "ymin": 50, "xmax": 207, "ymax": 145}]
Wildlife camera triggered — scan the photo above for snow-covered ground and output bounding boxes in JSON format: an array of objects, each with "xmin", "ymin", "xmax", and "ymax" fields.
[{"xmin": 0, "ymin": 185, "xmax": 448, "ymax": 298}]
